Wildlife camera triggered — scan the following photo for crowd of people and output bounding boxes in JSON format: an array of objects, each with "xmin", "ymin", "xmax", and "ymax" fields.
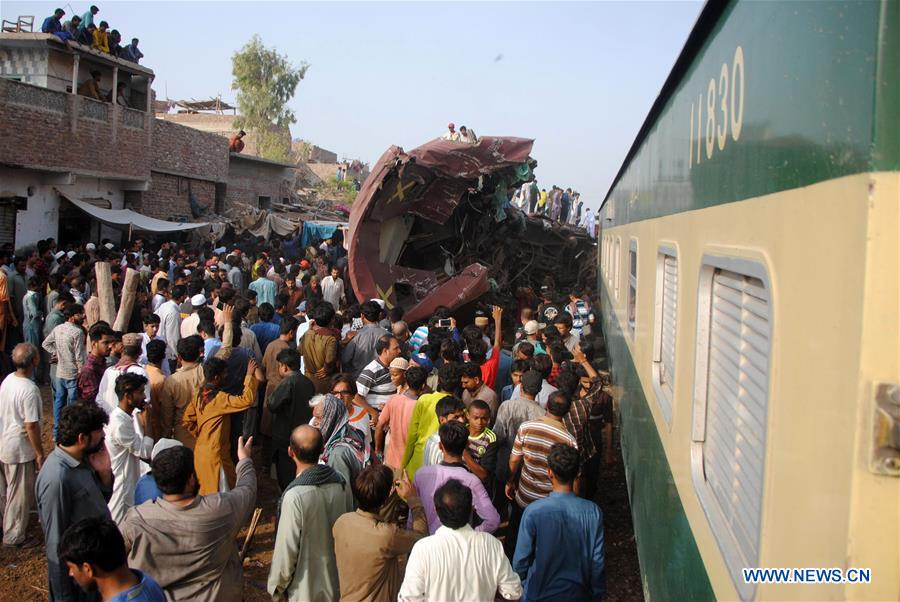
[
  {"xmin": 438, "ymin": 122, "xmax": 598, "ymax": 236},
  {"xmin": 512, "ymin": 182, "xmax": 596, "ymax": 234},
  {"xmin": 41, "ymin": 5, "xmax": 144, "ymax": 64},
  {"xmin": 0, "ymin": 229, "xmax": 610, "ymax": 601}
]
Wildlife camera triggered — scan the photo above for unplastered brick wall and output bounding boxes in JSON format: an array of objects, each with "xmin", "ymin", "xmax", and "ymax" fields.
[
  {"xmin": 225, "ymin": 173, "xmax": 273, "ymax": 211},
  {"xmin": 152, "ymin": 119, "xmax": 228, "ymax": 182},
  {"xmin": 0, "ymin": 78, "xmax": 150, "ymax": 179},
  {"xmin": 155, "ymin": 113, "xmax": 289, "ymax": 158},
  {"xmin": 225, "ymin": 159, "xmax": 293, "ymax": 212},
  {"xmin": 136, "ymin": 172, "xmax": 215, "ymax": 221}
]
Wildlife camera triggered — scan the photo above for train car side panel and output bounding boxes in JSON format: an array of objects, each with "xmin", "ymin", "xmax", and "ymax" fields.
[
  {"xmin": 600, "ymin": 172, "xmax": 899, "ymax": 601},
  {"xmin": 599, "ymin": 280, "xmax": 716, "ymax": 601}
]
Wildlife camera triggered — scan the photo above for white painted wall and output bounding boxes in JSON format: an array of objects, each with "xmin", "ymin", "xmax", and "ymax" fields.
[{"xmin": 0, "ymin": 166, "xmax": 126, "ymax": 249}]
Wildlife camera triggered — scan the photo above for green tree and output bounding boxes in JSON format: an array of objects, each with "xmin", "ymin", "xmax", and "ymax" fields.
[{"xmin": 231, "ymin": 35, "xmax": 308, "ymax": 162}]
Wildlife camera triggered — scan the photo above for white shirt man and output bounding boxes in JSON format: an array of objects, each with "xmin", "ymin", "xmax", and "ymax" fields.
[
  {"xmin": 105, "ymin": 381, "xmax": 153, "ymax": 525},
  {"xmin": 399, "ymin": 479, "xmax": 521, "ymax": 602},
  {"xmin": 321, "ymin": 272, "xmax": 345, "ymax": 309},
  {"xmin": 0, "ymin": 357, "xmax": 43, "ymax": 545},
  {"xmin": 96, "ymin": 362, "xmax": 151, "ymax": 416},
  {"xmin": 97, "ymin": 335, "xmax": 152, "ymax": 415},
  {"xmin": 139, "ymin": 332, "xmax": 170, "ymax": 376},
  {"xmin": 180, "ymin": 294, "xmax": 208, "ymax": 339},
  {"xmin": 441, "ymin": 122, "xmax": 460, "ymax": 141},
  {"xmin": 151, "ymin": 291, "xmax": 166, "ymax": 312},
  {"xmin": 458, "ymin": 127, "xmax": 477, "ymax": 144},
  {"xmin": 581, "ymin": 209, "xmax": 596, "ymax": 238},
  {"xmin": 155, "ymin": 295, "xmax": 182, "ymax": 362},
  {"xmin": 294, "ymin": 314, "xmax": 311, "ymax": 373}
]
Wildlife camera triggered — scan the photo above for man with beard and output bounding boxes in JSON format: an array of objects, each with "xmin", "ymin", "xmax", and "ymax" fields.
[
  {"xmin": 76, "ymin": 323, "xmax": 115, "ymax": 403},
  {"xmin": 104, "ymin": 373, "xmax": 154, "ymax": 524},
  {"xmin": 120, "ymin": 437, "xmax": 257, "ymax": 601},
  {"xmin": 36, "ymin": 402, "xmax": 113, "ymax": 602}
]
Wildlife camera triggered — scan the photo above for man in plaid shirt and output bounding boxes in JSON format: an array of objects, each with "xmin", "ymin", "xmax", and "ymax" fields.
[{"xmin": 42, "ymin": 303, "xmax": 87, "ymax": 436}]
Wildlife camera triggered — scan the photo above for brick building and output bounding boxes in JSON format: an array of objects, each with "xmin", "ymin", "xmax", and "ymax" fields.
[
  {"xmin": 0, "ymin": 34, "xmax": 293, "ymax": 249},
  {"xmin": 155, "ymin": 112, "xmax": 292, "ymax": 159},
  {"xmin": 293, "ymin": 140, "xmax": 338, "ymax": 164},
  {"xmin": 0, "ymin": 33, "xmax": 158, "ymax": 247},
  {"xmin": 135, "ymin": 119, "xmax": 228, "ymax": 221},
  {"xmin": 227, "ymin": 153, "xmax": 295, "ymax": 211}
]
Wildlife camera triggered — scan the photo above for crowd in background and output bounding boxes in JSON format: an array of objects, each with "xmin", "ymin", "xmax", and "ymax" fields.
[
  {"xmin": 438, "ymin": 122, "xmax": 598, "ymax": 237},
  {"xmin": 512, "ymin": 181, "xmax": 598, "ymax": 236},
  {"xmin": 0, "ymin": 225, "xmax": 611, "ymax": 601}
]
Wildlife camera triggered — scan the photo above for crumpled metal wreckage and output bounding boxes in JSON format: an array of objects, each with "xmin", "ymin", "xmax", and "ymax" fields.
[{"xmin": 349, "ymin": 136, "xmax": 594, "ymax": 324}]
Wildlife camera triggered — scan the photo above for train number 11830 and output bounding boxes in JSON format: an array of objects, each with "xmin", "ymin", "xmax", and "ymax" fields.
[{"xmin": 689, "ymin": 46, "xmax": 745, "ymax": 168}]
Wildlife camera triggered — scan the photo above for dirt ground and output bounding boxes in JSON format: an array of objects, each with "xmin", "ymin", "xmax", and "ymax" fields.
[{"xmin": 0, "ymin": 384, "xmax": 641, "ymax": 601}]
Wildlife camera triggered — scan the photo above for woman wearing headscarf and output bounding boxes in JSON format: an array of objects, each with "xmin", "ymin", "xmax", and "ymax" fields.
[{"xmin": 311, "ymin": 393, "xmax": 368, "ymax": 488}]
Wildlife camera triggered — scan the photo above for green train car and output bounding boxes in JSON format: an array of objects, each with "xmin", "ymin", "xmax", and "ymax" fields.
[{"xmin": 597, "ymin": 1, "xmax": 898, "ymax": 600}]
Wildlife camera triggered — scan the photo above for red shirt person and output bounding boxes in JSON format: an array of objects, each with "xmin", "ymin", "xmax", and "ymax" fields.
[{"xmin": 228, "ymin": 130, "xmax": 246, "ymax": 153}]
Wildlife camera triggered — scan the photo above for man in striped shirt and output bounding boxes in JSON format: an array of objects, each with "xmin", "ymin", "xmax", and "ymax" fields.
[
  {"xmin": 505, "ymin": 390, "xmax": 576, "ymax": 556},
  {"xmin": 355, "ymin": 335, "xmax": 401, "ymax": 413},
  {"xmin": 566, "ymin": 288, "xmax": 592, "ymax": 338}
]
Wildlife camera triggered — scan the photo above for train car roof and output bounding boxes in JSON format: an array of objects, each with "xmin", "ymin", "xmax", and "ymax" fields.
[{"xmin": 600, "ymin": 0, "xmax": 725, "ymax": 210}]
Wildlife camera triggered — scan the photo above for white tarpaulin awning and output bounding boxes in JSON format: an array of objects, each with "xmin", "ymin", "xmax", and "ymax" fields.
[{"xmin": 67, "ymin": 198, "xmax": 212, "ymax": 233}]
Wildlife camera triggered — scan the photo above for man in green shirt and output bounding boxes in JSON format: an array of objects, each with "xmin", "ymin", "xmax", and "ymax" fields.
[{"xmin": 400, "ymin": 363, "xmax": 459, "ymax": 478}]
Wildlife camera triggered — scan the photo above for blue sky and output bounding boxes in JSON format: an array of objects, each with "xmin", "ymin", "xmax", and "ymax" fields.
[{"xmin": 5, "ymin": 1, "xmax": 702, "ymax": 209}]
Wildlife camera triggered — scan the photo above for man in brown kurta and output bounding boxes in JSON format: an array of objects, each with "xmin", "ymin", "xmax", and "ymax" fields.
[
  {"xmin": 158, "ymin": 337, "xmax": 205, "ymax": 448},
  {"xmin": 160, "ymin": 321, "xmax": 234, "ymax": 449},
  {"xmin": 332, "ymin": 465, "xmax": 428, "ymax": 601},
  {"xmin": 300, "ymin": 304, "xmax": 339, "ymax": 394},
  {"xmin": 121, "ymin": 438, "xmax": 257, "ymax": 602},
  {"xmin": 183, "ymin": 357, "xmax": 257, "ymax": 495},
  {"xmin": 144, "ymin": 339, "xmax": 167, "ymax": 439}
]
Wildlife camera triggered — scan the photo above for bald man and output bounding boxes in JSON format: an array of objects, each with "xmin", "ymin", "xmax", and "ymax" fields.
[
  {"xmin": 392, "ymin": 321, "xmax": 411, "ymax": 359},
  {"xmin": 268, "ymin": 425, "xmax": 353, "ymax": 601},
  {"xmin": 0, "ymin": 343, "xmax": 45, "ymax": 546}
]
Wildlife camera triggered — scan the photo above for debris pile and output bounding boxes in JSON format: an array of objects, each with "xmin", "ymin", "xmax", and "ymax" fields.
[{"xmin": 349, "ymin": 136, "xmax": 594, "ymax": 323}]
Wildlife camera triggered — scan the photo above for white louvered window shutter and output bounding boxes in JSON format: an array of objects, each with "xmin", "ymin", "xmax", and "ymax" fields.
[
  {"xmin": 653, "ymin": 254, "xmax": 678, "ymax": 423},
  {"xmin": 703, "ymin": 268, "xmax": 770, "ymax": 571},
  {"xmin": 614, "ymin": 239, "xmax": 621, "ymax": 299},
  {"xmin": 660, "ymin": 256, "xmax": 678, "ymax": 388},
  {"xmin": 608, "ymin": 237, "xmax": 613, "ymax": 282},
  {"xmin": 628, "ymin": 242, "xmax": 638, "ymax": 337}
]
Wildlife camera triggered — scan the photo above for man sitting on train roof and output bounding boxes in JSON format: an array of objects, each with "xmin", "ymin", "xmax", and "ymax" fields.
[{"xmin": 441, "ymin": 122, "xmax": 460, "ymax": 141}]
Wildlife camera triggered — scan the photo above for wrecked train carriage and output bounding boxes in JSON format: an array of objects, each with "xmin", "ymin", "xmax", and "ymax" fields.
[{"xmin": 348, "ymin": 136, "xmax": 592, "ymax": 324}]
